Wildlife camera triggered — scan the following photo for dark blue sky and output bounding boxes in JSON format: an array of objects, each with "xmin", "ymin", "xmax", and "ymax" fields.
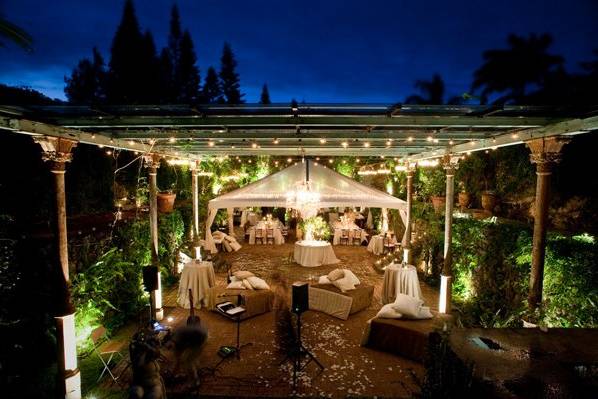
[{"xmin": 1, "ymin": 0, "xmax": 597, "ymax": 102}]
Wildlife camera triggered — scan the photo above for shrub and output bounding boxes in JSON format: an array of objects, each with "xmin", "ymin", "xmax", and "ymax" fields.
[{"xmin": 71, "ymin": 248, "xmax": 146, "ymax": 351}]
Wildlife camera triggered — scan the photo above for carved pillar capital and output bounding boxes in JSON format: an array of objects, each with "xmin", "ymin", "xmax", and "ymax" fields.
[
  {"xmin": 143, "ymin": 154, "xmax": 162, "ymax": 172},
  {"xmin": 527, "ymin": 137, "xmax": 570, "ymax": 173},
  {"xmin": 441, "ymin": 154, "xmax": 460, "ymax": 175},
  {"xmin": 33, "ymin": 137, "xmax": 77, "ymax": 171}
]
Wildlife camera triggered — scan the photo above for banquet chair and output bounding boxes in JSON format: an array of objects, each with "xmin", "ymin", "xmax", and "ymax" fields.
[
  {"xmin": 244, "ymin": 226, "xmax": 251, "ymax": 242},
  {"xmin": 255, "ymin": 228, "xmax": 264, "ymax": 244},
  {"xmin": 383, "ymin": 235, "xmax": 396, "ymax": 254},
  {"xmin": 352, "ymin": 229, "xmax": 362, "ymax": 245},
  {"xmin": 90, "ymin": 326, "xmax": 128, "ymax": 383},
  {"xmin": 266, "ymin": 228, "xmax": 275, "ymax": 244},
  {"xmin": 281, "ymin": 225, "xmax": 289, "ymax": 238},
  {"xmin": 340, "ymin": 229, "xmax": 350, "ymax": 245}
]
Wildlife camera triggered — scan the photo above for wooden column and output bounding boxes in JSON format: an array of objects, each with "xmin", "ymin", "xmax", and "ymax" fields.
[
  {"xmin": 34, "ymin": 136, "xmax": 81, "ymax": 399},
  {"xmin": 144, "ymin": 154, "xmax": 163, "ymax": 321},
  {"xmin": 526, "ymin": 137, "xmax": 569, "ymax": 310},
  {"xmin": 402, "ymin": 165, "xmax": 415, "ymax": 264},
  {"xmin": 439, "ymin": 154, "xmax": 459, "ymax": 314}
]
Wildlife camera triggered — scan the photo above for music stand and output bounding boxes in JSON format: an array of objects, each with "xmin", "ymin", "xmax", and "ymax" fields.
[{"xmin": 216, "ymin": 295, "xmax": 252, "ymax": 359}]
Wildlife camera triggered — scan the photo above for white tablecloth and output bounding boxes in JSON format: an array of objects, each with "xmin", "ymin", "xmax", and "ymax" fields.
[
  {"xmin": 177, "ymin": 261, "xmax": 216, "ymax": 309},
  {"xmin": 294, "ymin": 240, "xmax": 340, "ymax": 267},
  {"xmin": 381, "ymin": 264, "xmax": 422, "ymax": 304},
  {"xmin": 331, "ymin": 221, "xmax": 368, "ymax": 245},
  {"xmin": 248, "ymin": 221, "xmax": 284, "ymax": 245},
  {"xmin": 367, "ymin": 234, "xmax": 397, "ymax": 255}
]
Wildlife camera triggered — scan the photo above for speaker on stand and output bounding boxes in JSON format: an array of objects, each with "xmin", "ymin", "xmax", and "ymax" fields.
[{"xmin": 285, "ymin": 282, "xmax": 324, "ymax": 390}]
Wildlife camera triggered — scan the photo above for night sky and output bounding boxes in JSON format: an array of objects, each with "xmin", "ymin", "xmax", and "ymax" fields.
[{"xmin": 1, "ymin": 0, "xmax": 597, "ymax": 103}]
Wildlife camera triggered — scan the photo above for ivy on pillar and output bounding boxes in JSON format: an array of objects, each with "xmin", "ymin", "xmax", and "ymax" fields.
[
  {"xmin": 402, "ymin": 163, "xmax": 416, "ymax": 264},
  {"xmin": 143, "ymin": 154, "xmax": 163, "ymax": 321},
  {"xmin": 34, "ymin": 136, "xmax": 81, "ymax": 399},
  {"xmin": 526, "ymin": 136, "xmax": 570, "ymax": 310},
  {"xmin": 439, "ymin": 153, "xmax": 460, "ymax": 314}
]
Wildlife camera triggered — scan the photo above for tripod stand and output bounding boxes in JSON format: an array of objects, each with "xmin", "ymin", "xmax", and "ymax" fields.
[{"xmin": 282, "ymin": 310, "xmax": 324, "ymax": 390}]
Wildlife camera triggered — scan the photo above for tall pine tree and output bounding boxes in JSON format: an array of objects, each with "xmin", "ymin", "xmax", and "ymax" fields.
[
  {"xmin": 106, "ymin": 0, "xmax": 158, "ymax": 103},
  {"xmin": 219, "ymin": 42, "xmax": 244, "ymax": 104},
  {"xmin": 64, "ymin": 47, "xmax": 106, "ymax": 104},
  {"xmin": 259, "ymin": 83, "xmax": 271, "ymax": 104},
  {"xmin": 203, "ymin": 66, "xmax": 222, "ymax": 103},
  {"xmin": 177, "ymin": 30, "xmax": 201, "ymax": 102}
]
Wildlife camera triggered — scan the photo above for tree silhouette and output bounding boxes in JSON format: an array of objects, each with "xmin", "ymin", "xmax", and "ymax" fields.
[
  {"xmin": 471, "ymin": 33, "xmax": 563, "ymax": 104},
  {"xmin": 106, "ymin": 0, "xmax": 159, "ymax": 103},
  {"xmin": 64, "ymin": 47, "xmax": 106, "ymax": 104},
  {"xmin": 405, "ymin": 74, "xmax": 445, "ymax": 104},
  {"xmin": 203, "ymin": 66, "xmax": 223, "ymax": 103},
  {"xmin": 219, "ymin": 42, "xmax": 244, "ymax": 104},
  {"xmin": 177, "ymin": 31, "xmax": 201, "ymax": 102},
  {"xmin": 260, "ymin": 83, "xmax": 271, "ymax": 104}
]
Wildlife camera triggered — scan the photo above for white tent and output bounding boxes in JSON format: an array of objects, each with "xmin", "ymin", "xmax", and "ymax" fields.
[{"xmin": 204, "ymin": 160, "xmax": 408, "ymax": 252}]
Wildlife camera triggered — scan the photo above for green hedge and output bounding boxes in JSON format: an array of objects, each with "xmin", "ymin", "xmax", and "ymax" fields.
[{"xmin": 451, "ymin": 218, "xmax": 598, "ymax": 327}]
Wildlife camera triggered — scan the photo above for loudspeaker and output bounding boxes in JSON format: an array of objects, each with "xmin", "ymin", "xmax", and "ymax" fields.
[
  {"xmin": 291, "ymin": 282, "xmax": 309, "ymax": 314},
  {"xmin": 142, "ymin": 266, "xmax": 159, "ymax": 292}
]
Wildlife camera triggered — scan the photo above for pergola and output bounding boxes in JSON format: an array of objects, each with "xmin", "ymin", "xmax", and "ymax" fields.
[{"xmin": 1, "ymin": 103, "xmax": 598, "ymax": 398}]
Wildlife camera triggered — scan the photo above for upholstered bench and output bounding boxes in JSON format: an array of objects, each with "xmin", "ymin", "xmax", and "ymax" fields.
[
  {"xmin": 206, "ymin": 286, "xmax": 273, "ymax": 320},
  {"xmin": 308, "ymin": 284, "xmax": 374, "ymax": 320},
  {"xmin": 361, "ymin": 312, "xmax": 452, "ymax": 363}
]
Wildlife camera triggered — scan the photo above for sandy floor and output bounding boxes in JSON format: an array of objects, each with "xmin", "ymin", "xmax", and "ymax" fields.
[{"xmin": 112, "ymin": 240, "xmax": 440, "ymax": 398}]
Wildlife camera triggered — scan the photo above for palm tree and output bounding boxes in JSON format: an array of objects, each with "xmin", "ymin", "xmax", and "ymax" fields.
[
  {"xmin": 405, "ymin": 74, "xmax": 445, "ymax": 104},
  {"xmin": 471, "ymin": 33, "xmax": 563, "ymax": 104},
  {"xmin": 0, "ymin": 16, "xmax": 32, "ymax": 51}
]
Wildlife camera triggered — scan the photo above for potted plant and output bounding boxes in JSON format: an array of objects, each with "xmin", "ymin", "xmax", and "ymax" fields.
[
  {"xmin": 457, "ymin": 181, "xmax": 471, "ymax": 210},
  {"xmin": 157, "ymin": 184, "xmax": 177, "ymax": 213},
  {"xmin": 481, "ymin": 190, "xmax": 497, "ymax": 213},
  {"xmin": 424, "ymin": 168, "xmax": 446, "ymax": 213}
]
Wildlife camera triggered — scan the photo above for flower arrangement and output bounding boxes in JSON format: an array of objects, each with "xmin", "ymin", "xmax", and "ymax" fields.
[{"xmin": 299, "ymin": 216, "xmax": 331, "ymax": 241}]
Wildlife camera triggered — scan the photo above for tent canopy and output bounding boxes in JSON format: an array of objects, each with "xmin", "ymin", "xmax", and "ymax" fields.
[
  {"xmin": 204, "ymin": 160, "xmax": 407, "ymax": 253},
  {"xmin": 208, "ymin": 160, "xmax": 407, "ymax": 211}
]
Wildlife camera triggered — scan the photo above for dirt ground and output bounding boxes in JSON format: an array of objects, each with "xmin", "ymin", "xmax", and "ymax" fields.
[{"xmin": 110, "ymin": 241, "xmax": 440, "ymax": 398}]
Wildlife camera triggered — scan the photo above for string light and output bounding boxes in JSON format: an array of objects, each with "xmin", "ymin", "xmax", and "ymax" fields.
[
  {"xmin": 407, "ymin": 136, "xmax": 414, "ymax": 142},
  {"xmin": 449, "ymin": 139, "xmax": 454, "ymax": 145},
  {"xmin": 169, "ymin": 137, "xmax": 175, "ymax": 143},
  {"xmin": 328, "ymin": 159, "xmax": 333, "ymax": 164},
  {"xmin": 511, "ymin": 133, "xmax": 519, "ymax": 139},
  {"xmin": 273, "ymin": 138, "xmax": 280, "ymax": 144},
  {"xmin": 149, "ymin": 139, "xmax": 156, "ymax": 145},
  {"xmin": 341, "ymin": 141, "xmax": 348, "ymax": 148},
  {"xmin": 385, "ymin": 140, "xmax": 391, "ymax": 146},
  {"xmin": 356, "ymin": 158, "xmax": 360, "ymax": 163},
  {"xmin": 433, "ymin": 138, "xmax": 439, "ymax": 143},
  {"xmin": 364, "ymin": 142, "xmax": 370, "ymax": 148},
  {"xmin": 91, "ymin": 134, "xmax": 96, "ymax": 139},
  {"xmin": 106, "ymin": 150, "xmax": 112, "ymax": 155},
  {"xmin": 252, "ymin": 142, "xmax": 258, "ymax": 149},
  {"xmin": 208, "ymin": 141, "xmax": 215, "ymax": 147},
  {"xmin": 320, "ymin": 138, "xmax": 327, "ymax": 144},
  {"xmin": 426, "ymin": 136, "xmax": 433, "ymax": 142},
  {"xmin": 287, "ymin": 158, "xmax": 292, "ymax": 163}
]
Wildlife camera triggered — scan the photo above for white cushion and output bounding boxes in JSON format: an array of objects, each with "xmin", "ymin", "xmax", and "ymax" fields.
[
  {"xmin": 233, "ymin": 270, "xmax": 255, "ymax": 279},
  {"xmin": 242, "ymin": 279, "xmax": 254, "ymax": 290},
  {"xmin": 331, "ymin": 275, "xmax": 356, "ymax": 292},
  {"xmin": 318, "ymin": 275, "xmax": 332, "ymax": 285},
  {"xmin": 327, "ymin": 269, "xmax": 345, "ymax": 281},
  {"xmin": 342, "ymin": 269, "xmax": 360, "ymax": 286},
  {"xmin": 246, "ymin": 276, "xmax": 270, "ymax": 290},
  {"xmin": 392, "ymin": 293, "xmax": 432, "ymax": 319},
  {"xmin": 376, "ymin": 303, "xmax": 402, "ymax": 319},
  {"xmin": 226, "ymin": 280, "xmax": 246, "ymax": 289}
]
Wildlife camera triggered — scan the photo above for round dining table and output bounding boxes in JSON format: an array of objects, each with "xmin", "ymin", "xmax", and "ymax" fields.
[
  {"xmin": 177, "ymin": 260, "xmax": 216, "ymax": 309},
  {"xmin": 381, "ymin": 263, "xmax": 422, "ymax": 304},
  {"xmin": 294, "ymin": 240, "xmax": 340, "ymax": 267}
]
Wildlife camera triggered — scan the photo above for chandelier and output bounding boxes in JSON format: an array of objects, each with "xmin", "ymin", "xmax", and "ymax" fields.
[{"xmin": 285, "ymin": 160, "xmax": 321, "ymax": 216}]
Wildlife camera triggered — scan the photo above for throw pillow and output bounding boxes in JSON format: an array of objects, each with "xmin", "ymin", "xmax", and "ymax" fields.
[
  {"xmin": 246, "ymin": 276, "xmax": 270, "ymax": 290},
  {"xmin": 318, "ymin": 275, "xmax": 331, "ymax": 285},
  {"xmin": 392, "ymin": 293, "xmax": 424, "ymax": 319},
  {"xmin": 342, "ymin": 269, "xmax": 360, "ymax": 286},
  {"xmin": 233, "ymin": 270, "xmax": 255, "ymax": 279},
  {"xmin": 226, "ymin": 280, "xmax": 245, "ymax": 289},
  {"xmin": 242, "ymin": 279, "xmax": 254, "ymax": 290},
  {"xmin": 327, "ymin": 269, "xmax": 345, "ymax": 281},
  {"xmin": 376, "ymin": 303, "xmax": 402, "ymax": 319},
  {"xmin": 332, "ymin": 275, "xmax": 356, "ymax": 292}
]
